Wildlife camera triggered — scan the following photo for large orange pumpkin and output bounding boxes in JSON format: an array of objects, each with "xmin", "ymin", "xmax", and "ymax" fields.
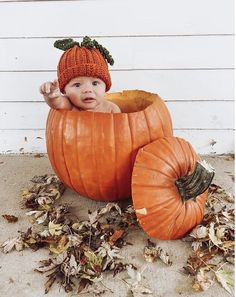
[
  {"xmin": 132, "ymin": 137, "xmax": 214, "ymax": 240},
  {"xmin": 46, "ymin": 90, "xmax": 173, "ymax": 201}
]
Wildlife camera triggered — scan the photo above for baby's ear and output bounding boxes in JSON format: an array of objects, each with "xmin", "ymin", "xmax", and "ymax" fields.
[{"xmin": 61, "ymin": 88, "xmax": 67, "ymax": 96}]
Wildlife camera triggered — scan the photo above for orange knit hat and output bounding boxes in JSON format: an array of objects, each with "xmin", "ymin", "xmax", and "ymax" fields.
[{"xmin": 54, "ymin": 37, "xmax": 114, "ymax": 92}]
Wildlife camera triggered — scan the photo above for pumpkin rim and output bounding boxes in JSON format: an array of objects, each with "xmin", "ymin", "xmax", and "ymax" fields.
[{"xmin": 50, "ymin": 90, "xmax": 164, "ymax": 115}]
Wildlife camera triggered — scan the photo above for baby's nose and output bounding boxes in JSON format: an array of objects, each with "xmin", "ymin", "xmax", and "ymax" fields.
[{"xmin": 83, "ymin": 86, "xmax": 92, "ymax": 93}]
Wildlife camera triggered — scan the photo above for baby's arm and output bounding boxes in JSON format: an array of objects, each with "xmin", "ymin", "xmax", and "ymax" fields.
[{"xmin": 39, "ymin": 79, "xmax": 72, "ymax": 110}]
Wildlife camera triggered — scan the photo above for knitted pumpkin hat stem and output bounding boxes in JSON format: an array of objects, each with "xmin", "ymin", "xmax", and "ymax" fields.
[{"xmin": 54, "ymin": 36, "xmax": 114, "ymax": 92}]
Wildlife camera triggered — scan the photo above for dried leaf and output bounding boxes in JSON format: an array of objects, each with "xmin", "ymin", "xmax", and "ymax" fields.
[
  {"xmin": 192, "ymin": 268, "xmax": 214, "ymax": 291},
  {"xmin": 44, "ymin": 274, "xmax": 56, "ymax": 294},
  {"xmin": 35, "ymin": 260, "xmax": 56, "ymax": 273},
  {"xmin": 21, "ymin": 189, "xmax": 31, "ymax": 199},
  {"xmin": 68, "ymin": 234, "xmax": 82, "ymax": 247},
  {"xmin": 99, "ymin": 203, "xmax": 122, "ymax": 216},
  {"xmin": 143, "ymin": 246, "xmax": 158, "ymax": 263},
  {"xmin": 21, "ymin": 174, "xmax": 65, "ymax": 211},
  {"xmin": 1, "ymin": 237, "xmax": 24, "ymax": 253},
  {"xmin": 84, "ymin": 249, "xmax": 103, "ymax": 272},
  {"xmin": 156, "ymin": 247, "xmax": 172, "ymax": 266},
  {"xmin": 37, "ymin": 196, "xmax": 54, "ymax": 205},
  {"xmin": 191, "ymin": 241, "xmax": 203, "ymax": 252},
  {"xmin": 26, "ymin": 210, "xmax": 48, "ymax": 224},
  {"xmin": 2, "ymin": 214, "xmax": 18, "ymax": 223},
  {"xmin": 131, "ymin": 284, "xmax": 153, "ymax": 296},
  {"xmin": 88, "ymin": 209, "xmax": 99, "ymax": 225},
  {"xmin": 143, "ymin": 240, "xmax": 172, "ymax": 265},
  {"xmin": 108, "ymin": 229, "xmax": 124, "ymax": 246},
  {"xmin": 49, "ymin": 235, "xmax": 70, "ymax": 254},
  {"xmin": 224, "ymin": 192, "xmax": 234, "ymax": 203},
  {"xmin": 88, "ymin": 203, "xmax": 122, "ymax": 225},
  {"xmin": 48, "ymin": 221, "xmax": 62, "ymax": 236},
  {"xmin": 183, "ymin": 250, "xmax": 217, "ymax": 276},
  {"xmin": 124, "ymin": 266, "xmax": 153, "ymax": 296},
  {"xmin": 34, "ymin": 153, "xmax": 44, "ymax": 158},
  {"xmin": 97, "ymin": 242, "xmax": 123, "ymax": 271},
  {"xmin": 77, "ymin": 279, "xmax": 89, "ymax": 294},
  {"xmin": 215, "ymin": 270, "xmax": 234, "ymax": 294},
  {"xmin": 125, "ymin": 265, "xmax": 141, "ymax": 287},
  {"xmin": 72, "ymin": 222, "xmax": 82, "ymax": 231},
  {"xmin": 190, "ymin": 225, "xmax": 208, "ymax": 239},
  {"xmin": 209, "ymin": 222, "xmax": 223, "ymax": 248},
  {"xmin": 208, "ymin": 184, "xmax": 234, "ymax": 204}
]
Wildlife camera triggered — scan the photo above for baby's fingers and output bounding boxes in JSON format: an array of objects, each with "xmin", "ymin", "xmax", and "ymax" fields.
[
  {"xmin": 45, "ymin": 82, "xmax": 53, "ymax": 93},
  {"xmin": 40, "ymin": 82, "xmax": 52, "ymax": 94}
]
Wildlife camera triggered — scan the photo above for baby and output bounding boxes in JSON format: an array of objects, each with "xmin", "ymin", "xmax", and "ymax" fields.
[{"xmin": 40, "ymin": 37, "xmax": 121, "ymax": 113}]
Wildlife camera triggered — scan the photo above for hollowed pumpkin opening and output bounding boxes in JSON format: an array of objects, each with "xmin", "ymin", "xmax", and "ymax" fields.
[{"xmin": 105, "ymin": 90, "xmax": 157, "ymax": 113}]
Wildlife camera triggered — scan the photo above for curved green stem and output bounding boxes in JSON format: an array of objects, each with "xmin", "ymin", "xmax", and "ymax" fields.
[{"xmin": 175, "ymin": 160, "xmax": 215, "ymax": 201}]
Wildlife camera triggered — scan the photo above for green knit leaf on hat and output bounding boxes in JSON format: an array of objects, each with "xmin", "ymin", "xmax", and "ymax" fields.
[
  {"xmin": 81, "ymin": 36, "xmax": 94, "ymax": 49},
  {"xmin": 54, "ymin": 38, "xmax": 80, "ymax": 51},
  {"xmin": 92, "ymin": 39, "xmax": 114, "ymax": 66},
  {"xmin": 54, "ymin": 37, "xmax": 114, "ymax": 65}
]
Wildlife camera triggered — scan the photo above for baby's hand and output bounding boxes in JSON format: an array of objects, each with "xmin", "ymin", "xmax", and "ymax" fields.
[{"xmin": 39, "ymin": 79, "xmax": 61, "ymax": 99}]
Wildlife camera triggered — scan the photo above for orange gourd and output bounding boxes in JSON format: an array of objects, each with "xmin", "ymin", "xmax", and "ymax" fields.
[
  {"xmin": 132, "ymin": 137, "xmax": 214, "ymax": 240},
  {"xmin": 46, "ymin": 90, "xmax": 173, "ymax": 201}
]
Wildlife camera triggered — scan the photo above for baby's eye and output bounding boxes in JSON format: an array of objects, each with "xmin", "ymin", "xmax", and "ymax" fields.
[
  {"xmin": 73, "ymin": 83, "xmax": 81, "ymax": 88},
  {"xmin": 92, "ymin": 81, "xmax": 100, "ymax": 86}
]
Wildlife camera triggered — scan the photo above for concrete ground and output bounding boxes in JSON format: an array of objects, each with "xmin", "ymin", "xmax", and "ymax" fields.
[{"xmin": 0, "ymin": 154, "xmax": 234, "ymax": 297}]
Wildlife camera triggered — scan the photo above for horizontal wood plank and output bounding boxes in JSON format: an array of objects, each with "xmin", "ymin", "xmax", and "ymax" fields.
[
  {"xmin": 0, "ymin": 101, "xmax": 233, "ymax": 130},
  {"xmin": 0, "ymin": 70, "xmax": 233, "ymax": 102},
  {"xmin": 0, "ymin": 129, "xmax": 233, "ymax": 154},
  {"xmin": 0, "ymin": 36, "xmax": 233, "ymax": 71},
  {"xmin": 0, "ymin": 0, "xmax": 233, "ymax": 37},
  {"xmin": 174, "ymin": 129, "xmax": 234, "ymax": 154},
  {"xmin": 169, "ymin": 101, "xmax": 234, "ymax": 130}
]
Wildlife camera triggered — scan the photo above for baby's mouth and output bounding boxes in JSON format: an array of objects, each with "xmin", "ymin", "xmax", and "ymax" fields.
[{"xmin": 82, "ymin": 98, "xmax": 96, "ymax": 103}]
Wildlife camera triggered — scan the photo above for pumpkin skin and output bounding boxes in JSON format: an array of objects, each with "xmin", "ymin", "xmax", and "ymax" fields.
[
  {"xmin": 131, "ymin": 136, "xmax": 208, "ymax": 240},
  {"xmin": 46, "ymin": 90, "xmax": 173, "ymax": 201}
]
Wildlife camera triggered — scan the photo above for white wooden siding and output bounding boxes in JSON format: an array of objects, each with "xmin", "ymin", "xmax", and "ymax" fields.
[
  {"xmin": 0, "ymin": 0, "xmax": 233, "ymax": 36},
  {"xmin": 0, "ymin": 70, "xmax": 234, "ymax": 101},
  {"xmin": 1, "ymin": 36, "xmax": 234, "ymax": 70},
  {"xmin": 0, "ymin": 0, "xmax": 234, "ymax": 154}
]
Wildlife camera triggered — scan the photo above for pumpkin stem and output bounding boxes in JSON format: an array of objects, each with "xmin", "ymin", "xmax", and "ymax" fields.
[{"xmin": 175, "ymin": 160, "xmax": 215, "ymax": 201}]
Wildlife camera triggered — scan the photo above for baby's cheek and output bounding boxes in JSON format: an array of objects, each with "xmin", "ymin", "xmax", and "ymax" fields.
[{"xmin": 70, "ymin": 92, "xmax": 81, "ymax": 100}]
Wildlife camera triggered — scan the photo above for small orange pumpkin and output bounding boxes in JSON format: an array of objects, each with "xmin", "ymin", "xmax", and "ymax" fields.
[
  {"xmin": 46, "ymin": 90, "xmax": 173, "ymax": 201},
  {"xmin": 132, "ymin": 137, "xmax": 214, "ymax": 240}
]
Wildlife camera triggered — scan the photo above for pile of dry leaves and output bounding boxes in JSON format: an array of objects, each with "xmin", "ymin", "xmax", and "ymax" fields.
[
  {"xmin": 1, "ymin": 175, "xmax": 234, "ymax": 296},
  {"xmin": 182, "ymin": 184, "xmax": 234, "ymax": 294},
  {"xmin": 1, "ymin": 175, "xmax": 156, "ymax": 295}
]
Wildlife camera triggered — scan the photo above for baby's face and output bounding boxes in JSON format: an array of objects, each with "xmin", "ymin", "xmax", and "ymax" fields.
[{"xmin": 64, "ymin": 76, "xmax": 106, "ymax": 111}]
